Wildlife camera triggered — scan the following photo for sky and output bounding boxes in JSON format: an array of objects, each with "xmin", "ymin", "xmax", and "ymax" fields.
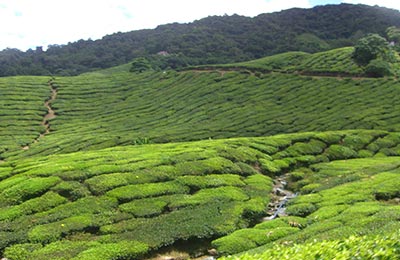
[{"xmin": 0, "ymin": 0, "xmax": 400, "ymax": 51}]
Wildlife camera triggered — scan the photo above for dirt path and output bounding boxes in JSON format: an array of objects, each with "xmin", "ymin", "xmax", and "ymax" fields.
[{"xmin": 22, "ymin": 80, "xmax": 57, "ymax": 150}]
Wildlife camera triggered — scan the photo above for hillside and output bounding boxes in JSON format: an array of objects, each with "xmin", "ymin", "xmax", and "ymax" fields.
[
  {"xmin": 1, "ymin": 3, "xmax": 400, "ymax": 76},
  {"xmin": 1, "ymin": 45, "xmax": 400, "ymax": 259},
  {"xmin": 2, "ymin": 47, "xmax": 400, "ymax": 160},
  {"xmin": 1, "ymin": 130, "xmax": 400, "ymax": 259}
]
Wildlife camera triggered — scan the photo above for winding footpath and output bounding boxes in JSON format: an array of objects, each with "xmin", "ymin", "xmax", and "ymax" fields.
[{"xmin": 22, "ymin": 80, "xmax": 57, "ymax": 150}]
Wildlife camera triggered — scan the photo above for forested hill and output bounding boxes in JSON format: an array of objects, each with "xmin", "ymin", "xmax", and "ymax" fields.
[{"xmin": 1, "ymin": 3, "xmax": 400, "ymax": 76}]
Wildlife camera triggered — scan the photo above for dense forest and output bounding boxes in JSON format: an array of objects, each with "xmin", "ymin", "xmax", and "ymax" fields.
[{"xmin": 1, "ymin": 3, "xmax": 400, "ymax": 76}]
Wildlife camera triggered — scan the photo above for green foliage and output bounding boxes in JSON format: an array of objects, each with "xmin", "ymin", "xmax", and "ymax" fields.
[
  {"xmin": 286, "ymin": 202, "xmax": 318, "ymax": 217},
  {"xmin": 353, "ymin": 34, "xmax": 393, "ymax": 65},
  {"xmin": 0, "ymin": 192, "xmax": 67, "ymax": 221},
  {"xmin": 0, "ymin": 176, "xmax": 61, "ymax": 206},
  {"xmin": 213, "ymin": 227, "xmax": 299, "ymax": 255},
  {"xmin": 72, "ymin": 241, "xmax": 149, "ymax": 260},
  {"xmin": 28, "ymin": 215, "xmax": 94, "ymax": 243},
  {"xmin": 223, "ymin": 231, "xmax": 400, "ymax": 260},
  {"xmin": 324, "ymin": 145, "xmax": 357, "ymax": 160},
  {"xmin": 386, "ymin": 26, "xmax": 400, "ymax": 47},
  {"xmin": 365, "ymin": 59, "xmax": 393, "ymax": 77},
  {"xmin": 129, "ymin": 57, "xmax": 152, "ymax": 73},
  {"xmin": 3, "ymin": 4, "xmax": 400, "ymax": 76},
  {"xmin": 106, "ymin": 181, "xmax": 190, "ymax": 202}
]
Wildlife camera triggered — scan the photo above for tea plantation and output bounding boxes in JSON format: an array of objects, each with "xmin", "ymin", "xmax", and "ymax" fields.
[
  {"xmin": 0, "ymin": 48, "xmax": 400, "ymax": 259},
  {"xmin": 3, "ymin": 48, "xmax": 400, "ymax": 160}
]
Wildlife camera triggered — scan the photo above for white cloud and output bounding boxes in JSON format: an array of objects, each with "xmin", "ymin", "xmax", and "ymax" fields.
[{"xmin": 341, "ymin": 0, "xmax": 400, "ymax": 10}]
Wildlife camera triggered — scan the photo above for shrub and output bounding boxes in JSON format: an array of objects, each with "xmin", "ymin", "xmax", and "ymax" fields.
[
  {"xmin": 286, "ymin": 202, "xmax": 317, "ymax": 217},
  {"xmin": 52, "ymin": 181, "xmax": 91, "ymax": 200},
  {"xmin": 72, "ymin": 240, "xmax": 149, "ymax": 260},
  {"xmin": 300, "ymin": 183, "xmax": 321, "ymax": 194},
  {"xmin": 0, "ymin": 176, "xmax": 61, "ymax": 206},
  {"xmin": 289, "ymin": 171, "xmax": 305, "ymax": 181},
  {"xmin": 118, "ymin": 196, "xmax": 179, "ymax": 217},
  {"xmin": 374, "ymin": 179, "xmax": 400, "ymax": 200},
  {"xmin": 308, "ymin": 205, "xmax": 349, "ymax": 221},
  {"xmin": 28, "ymin": 215, "xmax": 94, "ymax": 243},
  {"xmin": 365, "ymin": 59, "xmax": 393, "ymax": 78},
  {"xmin": 4, "ymin": 243, "xmax": 43, "ymax": 260},
  {"xmin": 285, "ymin": 140, "xmax": 326, "ymax": 157},
  {"xmin": 0, "ymin": 192, "xmax": 67, "ymax": 221},
  {"xmin": 106, "ymin": 181, "xmax": 190, "ymax": 202},
  {"xmin": 223, "ymin": 231, "xmax": 400, "ymax": 260},
  {"xmin": 324, "ymin": 145, "xmax": 357, "ymax": 160},
  {"xmin": 259, "ymin": 159, "xmax": 289, "ymax": 175},
  {"xmin": 243, "ymin": 174, "xmax": 273, "ymax": 197},
  {"xmin": 175, "ymin": 174, "xmax": 245, "ymax": 190},
  {"xmin": 169, "ymin": 186, "xmax": 249, "ymax": 208},
  {"xmin": 212, "ymin": 227, "xmax": 298, "ymax": 255}
]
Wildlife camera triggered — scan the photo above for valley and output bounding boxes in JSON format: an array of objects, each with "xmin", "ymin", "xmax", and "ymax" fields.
[{"xmin": 1, "ymin": 10, "xmax": 400, "ymax": 258}]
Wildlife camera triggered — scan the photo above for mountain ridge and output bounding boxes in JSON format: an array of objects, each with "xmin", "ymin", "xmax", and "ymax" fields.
[{"xmin": 1, "ymin": 3, "xmax": 400, "ymax": 76}]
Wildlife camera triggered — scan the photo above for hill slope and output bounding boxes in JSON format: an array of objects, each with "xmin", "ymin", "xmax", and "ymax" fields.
[
  {"xmin": 2, "ymin": 53, "xmax": 400, "ymax": 160},
  {"xmin": 1, "ymin": 3, "xmax": 400, "ymax": 76},
  {"xmin": 1, "ymin": 130, "xmax": 400, "ymax": 259},
  {"xmin": 1, "ymin": 48, "xmax": 400, "ymax": 259}
]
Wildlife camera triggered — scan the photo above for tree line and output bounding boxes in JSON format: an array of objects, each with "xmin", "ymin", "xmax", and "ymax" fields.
[{"xmin": 1, "ymin": 3, "xmax": 400, "ymax": 76}]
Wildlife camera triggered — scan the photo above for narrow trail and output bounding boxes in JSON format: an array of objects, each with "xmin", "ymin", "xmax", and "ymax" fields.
[{"xmin": 22, "ymin": 80, "xmax": 57, "ymax": 150}]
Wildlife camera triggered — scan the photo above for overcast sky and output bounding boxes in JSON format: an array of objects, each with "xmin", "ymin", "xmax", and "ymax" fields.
[{"xmin": 1, "ymin": 0, "xmax": 400, "ymax": 51}]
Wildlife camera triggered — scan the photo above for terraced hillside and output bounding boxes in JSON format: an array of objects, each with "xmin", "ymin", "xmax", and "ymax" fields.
[
  {"xmin": 1, "ymin": 47, "xmax": 400, "ymax": 259},
  {"xmin": 0, "ymin": 76, "xmax": 52, "ymax": 158},
  {"xmin": 2, "ymin": 50, "xmax": 400, "ymax": 160},
  {"xmin": 196, "ymin": 47, "xmax": 400, "ymax": 76},
  {"xmin": 1, "ymin": 130, "xmax": 400, "ymax": 259}
]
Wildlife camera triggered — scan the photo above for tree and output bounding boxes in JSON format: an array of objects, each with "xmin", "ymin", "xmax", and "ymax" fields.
[
  {"xmin": 365, "ymin": 59, "xmax": 392, "ymax": 78},
  {"xmin": 386, "ymin": 26, "xmax": 400, "ymax": 44},
  {"xmin": 353, "ymin": 34, "xmax": 394, "ymax": 65},
  {"xmin": 129, "ymin": 58, "xmax": 152, "ymax": 73}
]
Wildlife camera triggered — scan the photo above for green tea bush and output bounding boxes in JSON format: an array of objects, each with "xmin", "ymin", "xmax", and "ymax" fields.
[
  {"xmin": 169, "ymin": 186, "xmax": 249, "ymax": 208},
  {"xmin": 52, "ymin": 181, "xmax": 91, "ymax": 200},
  {"xmin": 0, "ymin": 176, "xmax": 61, "ymax": 206},
  {"xmin": 28, "ymin": 215, "xmax": 94, "ymax": 243},
  {"xmin": 308, "ymin": 205, "xmax": 349, "ymax": 221},
  {"xmin": 118, "ymin": 196, "xmax": 183, "ymax": 217},
  {"xmin": 314, "ymin": 132, "xmax": 343, "ymax": 144},
  {"xmin": 324, "ymin": 145, "xmax": 358, "ymax": 160},
  {"xmin": 284, "ymin": 140, "xmax": 326, "ymax": 157},
  {"xmin": 234, "ymin": 162, "xmax": 259, "ymax": 176},
  {"xmin": 4, "ymin": 243, "xmax": 43, "ymax": 260},
  {"xmin": 0, "ymin": 192, "xmax": 67, "ymax": 221},
  {"xmin": 212, "ymin": 227, "xmax": 299, "ymax": 255},
  {"xmin": 34, "ymin": 196, "xmax": 118, "ymax": 223},
  {"xmin": 342, "ymin": 133, "xmax": 375, "ymax": 150},
  {"xmin": 289, "ymin": 170, "xmax": 305, "ymax": 181},
  {"xmin": 300, "ymin": 183, "xmax": 321, "ymax": 194},
  {"xmin": 224, "ymin": 231, "xmax": 400, "ymax": 260},
  {"xmin": 259, "ymin": 159, "xmax": 289, "ymax": 175},
  {"xmin": 374, "ymin": 178, "xmax": 400, "ymax": 200},
  {"xmin": 72, "ymin": 240, "xmax": 149, "ymax": 260},
  {"xmin": 106, "ymin": 181, "xmax": 190, "ymax": 202},
  {"xmin": 174, "ymin": 157, "xmax": 240, "ymax": 176},
  {"xmin": 243, "ymin": 174, "xmax": 273, "ymax": 197},
  {"xmin": 286, "ymin": 202, "xmax": 318, "ymax": 217},
  {"xmin": 175, "ymin": 174, "xmax": 245, "ymax": 190}
]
